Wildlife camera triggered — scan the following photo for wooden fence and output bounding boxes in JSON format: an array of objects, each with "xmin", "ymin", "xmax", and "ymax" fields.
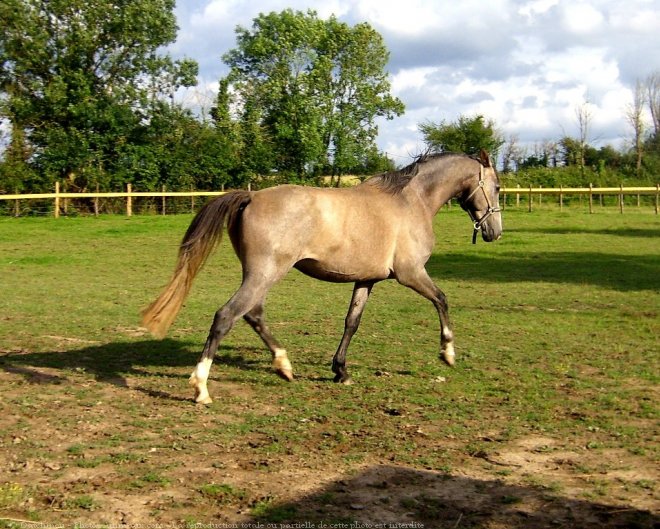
[
  {"xmin": 1, "ymin": 182, "xmax": 659, "ymax": 217},
  {"xmin": 501, "ymin": 184, "xmax": 660, "ymax": 214}
]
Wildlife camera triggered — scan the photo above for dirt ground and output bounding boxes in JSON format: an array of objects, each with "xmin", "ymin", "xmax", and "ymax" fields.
[{"xmin": 0, "ymin": 361, "xmax": 658, "ymax": 529}]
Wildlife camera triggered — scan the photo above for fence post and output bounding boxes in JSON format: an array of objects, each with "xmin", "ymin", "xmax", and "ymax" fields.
[
  {"xmin": 127, "ymin": 183, "xmax": 132, "ymax": 217},
  {"xmin": 559, "ymin": 185, "xmax": 563, "ymax": 211},
  {"xmin": 162, "ymin": 185, "xmax": 166, "ymax": 215},
  {"xmin": 656, "ymin": 184, "xmax": 659, "ymax": 215},
  {"xmin": 619, "ymin": 183, "xmax": 624, "ymax": 214},
  {"xmin": 94, "ymin": 183, "xmax": 100, "ymax": 217},
  {"xmin": 589, "ymin": 183, "xmax": 593, "ymax": 214},
  {"xmin": 14, "ymin": 188, "xmax": 19, "ymax": 217},
  {"xmin": 528, "ymin": 185, "xmax": 532, "ymax": 212},
  {"xmin": 54, "ymin": 181, "xmax": 60, "ymax": 219}
]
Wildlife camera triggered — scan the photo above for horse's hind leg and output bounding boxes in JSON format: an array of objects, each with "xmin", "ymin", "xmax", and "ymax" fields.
[
  {"xmin": 244, "ymin": 303, "xmax": 293, "ymax": 381},
  {"xmin": 190, "ymin": 276, "xmax": 271, "ymax": 404},
  {"xmin": 332, "ymin": 281, "xmax": 374, "ymax": 384}
]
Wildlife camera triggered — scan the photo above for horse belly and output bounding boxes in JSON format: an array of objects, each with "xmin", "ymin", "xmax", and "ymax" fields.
[
  {"xmin": 294, "ymin": 256, "xmax": 392, "ymax": 283},
  {"xmin": 295, "ymin": 229, "xmax": 395, "ymax": 282}
]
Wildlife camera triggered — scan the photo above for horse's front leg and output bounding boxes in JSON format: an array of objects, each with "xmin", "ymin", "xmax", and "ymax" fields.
[
  {"xmin": 332, "ymin": 281, "xmax": 375, "ymax": 384},
  {"xmin": 396, "ymin": 268, "xmax": 455, "ymax": 366}
]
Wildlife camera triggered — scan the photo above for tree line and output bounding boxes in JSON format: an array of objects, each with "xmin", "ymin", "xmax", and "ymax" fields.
[
  {"xmin": 420, "ymin": 79, "xmax": 660, "ymax": 189},
  {"xmin": 0, "ymin": 3, "xmax": 402, "ymax": 194},
  {"xmin": 1, "ymin": 1, "xmax": 658, "ymax": 196}
]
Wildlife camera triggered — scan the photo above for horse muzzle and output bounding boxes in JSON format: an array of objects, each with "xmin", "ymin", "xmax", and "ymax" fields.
[{"xmin": 472, "ymin": 208, "xmax": 502, "ymax": 243}]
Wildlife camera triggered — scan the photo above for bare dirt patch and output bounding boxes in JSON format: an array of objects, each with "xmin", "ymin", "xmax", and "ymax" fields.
[{"xmin": 0, "ymin": 359, "xmax": 657, "ymax": 528}]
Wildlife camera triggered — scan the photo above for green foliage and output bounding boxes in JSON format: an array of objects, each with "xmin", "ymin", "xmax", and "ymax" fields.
[
  {"xmin": 1, "ymin": 6, "xmax": 401, "ymax": 191},
  {"xmin": 0, "ymin": 0, "xmax": 202, "ymax": 192},
  {"xmin": 420, "ymin": 115, "xmax": 504, "ymax": 157},
  {"xmin": 502, "ymin": 139, "xmax": 660, "ymax": 188},
  {"xmin": 224, "ymin": 9, "xmax": 404, "ymax": 180}
]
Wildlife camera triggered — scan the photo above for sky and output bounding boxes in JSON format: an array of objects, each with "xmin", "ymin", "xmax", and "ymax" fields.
[{"xmin": 168, "ymin": 0, "xmax": 660, "ymax": 165}]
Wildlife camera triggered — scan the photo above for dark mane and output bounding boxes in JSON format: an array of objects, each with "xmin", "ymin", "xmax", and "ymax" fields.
[{"xmin": 364, "ymin": 152, "xmax": 470, "ymax": 195}]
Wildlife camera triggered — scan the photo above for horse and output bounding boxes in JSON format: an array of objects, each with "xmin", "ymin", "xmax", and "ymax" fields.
[{"xmin": 141, "ymin": 150, "xmax": 502, "ymax": 404}]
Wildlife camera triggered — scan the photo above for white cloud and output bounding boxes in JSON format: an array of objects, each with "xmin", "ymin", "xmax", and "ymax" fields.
[
  {"xmin": 169, "ymin": 0, "xmax": 660, "ymax": 164},
  {"xmin": 559, "ymin": 2, "xmax": 605, "ymax": 35}
]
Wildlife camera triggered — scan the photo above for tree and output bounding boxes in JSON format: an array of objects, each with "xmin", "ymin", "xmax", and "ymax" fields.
[
  {"xmin": 575, "ymin": 99, "xmax": 593, "ymax": 179},
  {"xmin": 559, "ymin": 136, "xmax": 581, "ymax": 167},
  {"xmin": 317, "ymin": 18, "xmax": 405, "ymax": 177},
  {"xmin": 0, "ymin": 0, "xmax": 198, "ymax": 191},
  {"xmin": 625, "ymin": 79, "xmax": 646, "ymax": 177},
  {"xmin": 645, "ymin": 71, "xmax": 660, "ymax": 138},
  {"xmin": 501, "ymin": 134, "xmax": 523, "ymax": 173},
  {"xmin": 419, "ymin": 115, "xmax": 504, "ymax": 158},
  {"xmin": 236, "ymin": 97, "xmax": 276, "ymax": 185},
  {"xmin": 223, "ymin": 9, "xmax": 404, "ymax": 180}
]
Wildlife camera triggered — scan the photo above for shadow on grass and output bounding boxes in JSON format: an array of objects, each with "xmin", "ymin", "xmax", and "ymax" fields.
[
  {"xmin": 247, "ymin": 464, "xmax": 658, "ymax": 529},
  {"xmin": 0, "ymin": 338, "xmax": 275, "ymax": 400},
  {"xmin": 508, "ymin": 225, "xmax": 660, "ymax": 238},
  {"xmin": 428, "ymin": 251, "xmax": 660, "ymax": 292}
]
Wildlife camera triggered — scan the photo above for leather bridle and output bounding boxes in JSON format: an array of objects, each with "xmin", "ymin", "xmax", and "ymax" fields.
[{"xmin": 461, "ymin": 165, "xmax": 502, "ymax": 244}]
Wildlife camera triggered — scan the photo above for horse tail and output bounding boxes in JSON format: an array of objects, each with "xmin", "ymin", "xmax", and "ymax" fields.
[{"xmin": 141, "ymin": 190, "xmax": 252, "ymax": 338}]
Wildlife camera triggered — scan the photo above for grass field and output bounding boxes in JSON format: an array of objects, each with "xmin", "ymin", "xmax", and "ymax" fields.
[{"xmin": 0, "ymin": 207, "xmax": 658, "ymax": 528}]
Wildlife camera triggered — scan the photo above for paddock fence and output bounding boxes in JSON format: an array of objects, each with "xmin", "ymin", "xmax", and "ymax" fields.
[{"xmin": 1, "ymin": 182, "xmax": 659, "ymax": 217}]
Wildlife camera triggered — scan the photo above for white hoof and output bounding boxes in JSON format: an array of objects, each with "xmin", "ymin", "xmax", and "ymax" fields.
[
  {"xmin": 441, "ymin": 343, "xmax": 456, "ymax": 366},
  {"xmin": 194, "ymin": 394, "xmax": 213, "ymax": 405},
  {"xmin": 189, "ymin": 373, "xmax": 212, "ymax": 404},
  {"xmin": 273, "ymin": 350, "xmax": 294, "ymax": 381}
]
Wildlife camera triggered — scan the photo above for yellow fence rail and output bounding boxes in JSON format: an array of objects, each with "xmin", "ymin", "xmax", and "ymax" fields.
[
  {"xmin": 1, "ymin": 182, "xmax": 659, "ymax": 216},
  {"xmin": 0, "ymin": 183, "xmax": 227, "ymax": 217},
  {"xmin": 500, "ymin": 184, "xmax": 660, "ymax": 214}
]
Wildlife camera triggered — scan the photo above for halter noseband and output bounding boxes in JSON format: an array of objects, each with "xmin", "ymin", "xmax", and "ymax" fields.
[{"xmin": 463, "ymin": 165, "xmax": 501, "ymax": 244}]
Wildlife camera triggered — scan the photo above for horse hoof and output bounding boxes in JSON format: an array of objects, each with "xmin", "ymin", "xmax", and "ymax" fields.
[
  {"xmin": 273, "ymin": 355, "xmax": 293, "ymax": 382},
  {"xmin": 333, "ymin": 374, "xmax": 353, "ymax": 385},
  {"xmin": 195, "ymin": 395, "xmax": 213, "ymax": 405},
  {"xmin": 441, "ymin": 353, "xmax": 455, "ymax": 367},
  {"xmin": 276, "ymin": 368, "xmax": 294, "ymax": 382}
]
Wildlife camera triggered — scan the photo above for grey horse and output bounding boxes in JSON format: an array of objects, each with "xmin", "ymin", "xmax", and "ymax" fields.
[{"xmin": 142, "ymin": 151, "xmax": 502, "ymax": 403}]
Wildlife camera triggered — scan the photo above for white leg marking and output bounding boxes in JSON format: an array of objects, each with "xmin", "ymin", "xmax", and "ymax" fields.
[
  {"xmin": 441, "ymin": 328, "xmax": 455, "ymax": 366},
  {"xmin": 189, "ymin": 358, "xmax": 213, "ymax": 404},
  {"xmin": 442, "ymin": 343, "xmax": 455, "ymax": 366},
  {"xmin": 272, "ymin": 348, "xmax": 293, "ymax": 381}
]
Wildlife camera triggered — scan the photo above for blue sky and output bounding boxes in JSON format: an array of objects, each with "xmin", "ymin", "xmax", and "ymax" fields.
[{"xmin": 168, "ymin": 0, "xmax": 660, "ymax": 164}]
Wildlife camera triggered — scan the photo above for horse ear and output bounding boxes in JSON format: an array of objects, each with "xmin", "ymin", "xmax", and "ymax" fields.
[{"xmin": 479, "ymin": 149, "xmax": 492, "ymax": 168}]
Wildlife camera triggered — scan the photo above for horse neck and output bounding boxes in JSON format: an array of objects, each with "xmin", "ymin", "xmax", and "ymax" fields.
[{"xmin": 406, "ymin": 156, "xmax": 479, "ymax": 215}]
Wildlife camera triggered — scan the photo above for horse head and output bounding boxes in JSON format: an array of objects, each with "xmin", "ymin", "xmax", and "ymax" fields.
[{"xmin": 458, "ymin": 150, "xmax": 503, "ymax": 243}]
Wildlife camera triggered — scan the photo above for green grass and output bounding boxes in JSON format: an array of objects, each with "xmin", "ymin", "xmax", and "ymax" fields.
[{"xmin": 0, "ymin": 207, "xmax": 658, "ymax": 524}]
